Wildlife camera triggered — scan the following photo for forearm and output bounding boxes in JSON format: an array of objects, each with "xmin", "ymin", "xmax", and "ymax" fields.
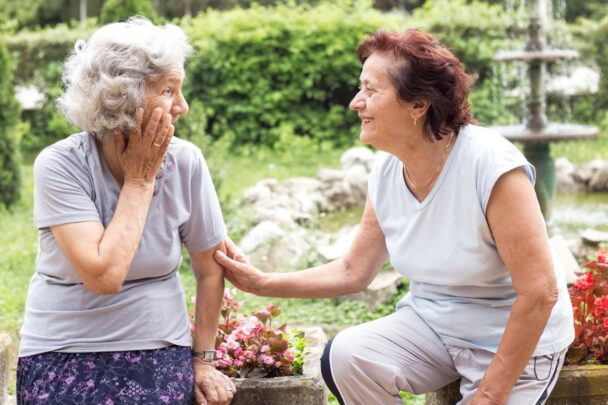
[
  {"xmin": 95, "ymin": 182, "xmax": 154, "ymax": 284},
  {"xmin": 477, "ymin": 293, "xmax": 557, "ymax": 403},
  {"xmin": 258, "ymin": 258, "xmax": 371, "ymax": 298},
  {"xmin": 192, "ymin": 271, "xmax": 224, "ymax": 351}
]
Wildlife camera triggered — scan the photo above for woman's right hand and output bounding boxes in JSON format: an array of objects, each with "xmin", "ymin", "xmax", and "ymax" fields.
[
  {"xmin": 214, "ymin": 237, "xmax": 267, "ymax": 294},
  {"xmin": 115, "ymin": 107, "xmax": 174, "ymax": 187}
]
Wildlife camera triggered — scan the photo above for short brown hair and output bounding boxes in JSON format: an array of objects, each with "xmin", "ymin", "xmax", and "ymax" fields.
[{"xmin": 357, "ymin": 29, "xmax": 475, "ymax": 141}]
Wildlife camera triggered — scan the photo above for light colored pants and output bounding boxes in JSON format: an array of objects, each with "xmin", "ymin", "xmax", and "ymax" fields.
[{"xmin": 322, "ymin": 305, "xmax": 565, "ymax": 405}]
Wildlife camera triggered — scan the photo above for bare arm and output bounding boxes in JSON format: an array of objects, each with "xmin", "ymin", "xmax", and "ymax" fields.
[
  {"xmin": 471, "ymin": 168, "xmax": 558, "ymax": 404},
  {"xmin": 190, "ymin": 242, "xmax": 235, "ymax": 405},
  {"xmin": 215, "ymin": 198, "xmax": 389, "ymax": 298},
  {"xmin": 50, "ymin": 108, "xmax": 174, "ymax": 295}
]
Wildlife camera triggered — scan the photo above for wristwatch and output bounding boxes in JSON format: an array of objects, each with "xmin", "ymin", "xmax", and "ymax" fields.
[{"xmin": 192, "ymin": 349, "xmax": 217, "ymax": 362}]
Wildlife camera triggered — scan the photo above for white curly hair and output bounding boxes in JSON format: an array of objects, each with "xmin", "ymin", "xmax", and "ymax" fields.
[{"xmin": 57, "ymin": 17, "xmax": 193, "ymax": 139}]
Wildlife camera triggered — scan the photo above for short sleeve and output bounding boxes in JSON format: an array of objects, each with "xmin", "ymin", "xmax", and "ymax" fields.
[
  {"xmin": 33, "ymin": 148, "xmax": 101, "ymax": 229},
  {"xmin": 476, "ymin": 136, "xmax": 536, "ymax": 213},
  {"xmin": 179, "ymin": 149, "xmax": 227, "ymax": 252}
]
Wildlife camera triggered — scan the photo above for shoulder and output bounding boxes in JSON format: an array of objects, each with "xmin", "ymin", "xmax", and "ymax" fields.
[
  {"xmin": 34, "ymin": 132, "xmax": 94, "ymax": 176},
  {"xmin": 458, "ymin": 124, "xmax": 518, "ymax": 157},
  {"xmin": 167, "ymin": 137, "xmax": 206, "ymax": 165}
]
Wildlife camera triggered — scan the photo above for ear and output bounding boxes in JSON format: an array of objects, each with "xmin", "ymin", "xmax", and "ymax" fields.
[{"xmin": 411, "ymin": 99, "xmax": 430, "ymax": 120}]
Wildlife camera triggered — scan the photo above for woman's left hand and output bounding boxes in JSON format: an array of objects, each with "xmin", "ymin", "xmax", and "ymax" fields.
[{"xmin": 193, "ymin": 360, "xmax": 235, "ymax": 405}]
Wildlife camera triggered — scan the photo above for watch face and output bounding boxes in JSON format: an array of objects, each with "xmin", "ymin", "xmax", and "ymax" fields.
[{"xmin": 203, "ymin": 351, "xmax": 216, "ymax": 361}]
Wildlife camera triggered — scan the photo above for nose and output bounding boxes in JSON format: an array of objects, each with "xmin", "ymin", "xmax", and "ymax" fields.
[
  {"xmin": 173, "ymin": 92, "xmax": 189, "ymax": 116},
  {"xmin": 349, "ymin": 91, "xmax": 365, "ymax": 111}
]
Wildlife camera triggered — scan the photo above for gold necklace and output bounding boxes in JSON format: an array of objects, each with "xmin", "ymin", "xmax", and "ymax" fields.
[{"xmin": 403, "ymin": 131, "xmax": 454, "ymax": 191}]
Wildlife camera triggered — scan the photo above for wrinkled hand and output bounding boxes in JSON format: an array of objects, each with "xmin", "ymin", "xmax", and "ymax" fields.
[
  {"xmin": 214, "ymin": 237, "xmax": 266, "ymax": 294},
  {"xmin": 193, "ymin": 361, "xmax": 235, "ymax": 405},
  {"xmin": 115, "ymin": 107, "xmax": 174, "ymax": 187}
]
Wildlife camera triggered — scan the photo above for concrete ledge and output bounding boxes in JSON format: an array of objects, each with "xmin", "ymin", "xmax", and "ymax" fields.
[
  {"xmin": 425, "ymin": 364, "xmax": 608, "ymax": 405},
  {"xmin": 232, "ymin": 326, "xmax": 327, "ymax": 405},
  {"xmin": 1, "ymin": 334, "xmax": 12, "ymax": 405}
]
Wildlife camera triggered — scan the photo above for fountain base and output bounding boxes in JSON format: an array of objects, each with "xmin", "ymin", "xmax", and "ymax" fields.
[{"xmin": 491, "ymin": 123, "xmax": 599, "ymax": 143}]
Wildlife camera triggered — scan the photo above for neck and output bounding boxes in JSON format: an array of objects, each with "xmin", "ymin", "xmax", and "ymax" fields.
[{"xmin": 98, "ymin": 132, "xmax": 125, "ymax": 187}]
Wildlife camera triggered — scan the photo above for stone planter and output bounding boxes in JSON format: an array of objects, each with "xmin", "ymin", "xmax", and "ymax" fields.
[
  {"xmin": 231, "ymin": 326, "xmax": 327, "ymax": 405},
  {"xmin": 425, "ymin": 364, "xmax": 608, "ymax": 404},
  {"xmin": 1, "ymin": 334, "xmax": 11, "ymax": 405}
]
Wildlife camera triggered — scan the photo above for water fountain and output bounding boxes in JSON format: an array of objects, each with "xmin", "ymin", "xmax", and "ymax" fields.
[{"xmin": 490, "ymin": 0, "xmax": 599, "ymax": 219}]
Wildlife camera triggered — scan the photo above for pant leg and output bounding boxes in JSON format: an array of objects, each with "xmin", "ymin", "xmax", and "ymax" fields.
[
  {"xmin": 321, "ymin": 305, "xmax": 460, "ymax": 405},
  {"xmin": 450, "ymin": 347, "xmax": 567, "ymax": 405}
]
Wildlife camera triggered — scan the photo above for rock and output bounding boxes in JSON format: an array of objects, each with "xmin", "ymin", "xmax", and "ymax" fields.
[
  {"xmin": 340, "ymin": 147, "xmax": 375, "ymax": 172},
  {"xmin": 317, "ymin": 168, "xmax": 344, "ymax": 183},
  {"xmin": 1, "ymin": 334, "xmax": 11, "ymax": 405},
  {"xmin": 232, "ymin": 327, "xmax": 327, "ymax": 405},
  {"xmin": 555, "ymin": 157, "xmax": 585, "ymax": 193},
  {"xmin": 243, "ymin": 179, "xmax": 277, "ymax": 204},
  {"xmin": 580, "ymin": 229, "xmax": 608, "ymax": 247},
  {"xmin": 549, "ymin": 235, "xmax": 580, "ymax": 285},
  {"xmin": 251, "ymin": 207, "xmax": 298, "ymax": 229},
  {"xmin": 317, "ymin": 226, "xmax": 358, "ymax": 262},
  {"xmin": 588, "ymin": 161, "xmax": 608, "ymax": 191},
  {"xmin": 344, "ymin": 164, "xmax": 369, "ymax": 206},
  {"xmin": 572, "ymin": 160, "xmax": 605, "ymax": 186},
  {"xmin": 239, "ymin": 221, "xmax": 286, "ymax": 253},
  {"xmin": 344, "ymin": 269, "xmax": 404, "ymax": 310}
]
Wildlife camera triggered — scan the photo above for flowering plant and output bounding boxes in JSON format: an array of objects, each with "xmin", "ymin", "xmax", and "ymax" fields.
[
  {"xmin": 191, "ymin": 289, "xmax": 305, "ymax": 378},
  {"xmin": 566, "ymin": 248, "xmax": 608, "ymax": 365}
]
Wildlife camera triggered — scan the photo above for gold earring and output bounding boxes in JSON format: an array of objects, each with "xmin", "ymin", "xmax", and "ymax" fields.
[{"xmin": 413, "ymin": 117, "xmax": 418, "ymax": 126}]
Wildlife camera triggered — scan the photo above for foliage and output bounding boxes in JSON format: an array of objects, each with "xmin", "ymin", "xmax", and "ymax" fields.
[
  {"xmin": 191, "ymin": 289, "xmax": 305, "ymax": 378},
  {"xmin": 19, "ymin": 61, "xmax": 78, "ymax": 158},
  {"xmin": 0, "ymin": 41, "xmax": 22, "ymax": 207},
  {"xmin": 184, "ymin": 0, "xmax": 403, "ymax": 148},
  {"xmin": 566, "ymin": 249, "xmax": 608, "ymax": 365},
  {"xmin": 99, "ymin": 0, "xmax": 157, "ymax": 24}
]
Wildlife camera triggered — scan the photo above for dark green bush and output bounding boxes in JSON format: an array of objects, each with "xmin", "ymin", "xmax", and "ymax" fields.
[
  {"xmin": 99, "ymin": 0, "xmax": 157, "ymax": 24},
  {"xmin": 184, "ymin": 1, "xmax": 403, "ymax": 147},
  {"xmin": 0, "ymin": 41, "xmax": 21, "ymax": 207}
]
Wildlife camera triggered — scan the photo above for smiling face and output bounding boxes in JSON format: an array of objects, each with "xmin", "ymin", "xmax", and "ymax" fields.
[
  {"xmin": 142, "ymin": 68, "xmax": 189, "ymax": 130},
  {"xmin": 349, "ymin": 52, "xmax": 417, "ymax": 151}
]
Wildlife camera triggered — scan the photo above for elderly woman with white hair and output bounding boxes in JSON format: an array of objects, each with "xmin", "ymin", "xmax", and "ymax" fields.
[{"xmin": 17, "ymin": 18, "xmax": 234, "ymax": 405}]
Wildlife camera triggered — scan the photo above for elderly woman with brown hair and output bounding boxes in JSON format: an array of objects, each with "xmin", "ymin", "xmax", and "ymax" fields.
[
  {"xmin": 17, "ymin": 18, "xmax": 234, "ymax": 405},
  {"xmin": 215, "ymin": 29, "xmax": 574, "ymax": 405}
]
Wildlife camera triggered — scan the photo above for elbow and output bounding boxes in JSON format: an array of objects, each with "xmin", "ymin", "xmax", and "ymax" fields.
[
  {"xmin": 82, "ymin": 266, "xmax": 125, "ymax": 295},
  {"xmin": 342, "ymin": 258, "xmax": 374, "ymax": 294}
]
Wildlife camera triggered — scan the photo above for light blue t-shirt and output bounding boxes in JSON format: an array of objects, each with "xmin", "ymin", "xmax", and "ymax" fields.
[
  {"xmin": 20, "ymin": 132, "xmax": 226, "ymax": 356},
  {"xmin": 368, "ymin": 124, "xmax": 574, "ymax": 356}
]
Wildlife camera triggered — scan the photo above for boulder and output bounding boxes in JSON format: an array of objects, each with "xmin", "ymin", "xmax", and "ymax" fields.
[
  {"xmin": 555, "ymin": 157, "xmax": 585, "ymax": 193},
  {"xmin": 340, "ymin": 147, "xmax": 375, "ymax": 172},
  {"xmin": 344, "ymin": 270, "xmax": 404, "ymax": 310},
  {"xmin": 317, "ymin": 226, "xmax": 358, "ymax": 262},
  {"xmin": 239, "ymin": 221, "xmax": 286, "ymax": 254},
  {"xmin": 588, "ymin": 161, "xmax": 608, "ymax": 191}
]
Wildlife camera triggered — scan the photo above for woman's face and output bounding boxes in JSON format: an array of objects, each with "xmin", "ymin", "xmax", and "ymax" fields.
[
  {"xmin": 142, "ymin": 68, "xmax": 189, "ymax": 130},
  {"xmin": 349, "ymin": 52, "xmax": 415, "ymax": 150}
]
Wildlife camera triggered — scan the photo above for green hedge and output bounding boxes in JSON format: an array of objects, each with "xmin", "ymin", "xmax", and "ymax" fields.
[
  {"xmin": 99, "ymin": 0, "xmax": 157, "ymax": 24},
  {"xmin": 4, "ymin": 0, "xmax": 606, "ymax": 154},
  {"xmin": 0, "ymin": 41, "xmax": 21, "ymax": 207},
  {"xmin": 184, "ymin": 1, "xmax": 404, "ymax": 147}
]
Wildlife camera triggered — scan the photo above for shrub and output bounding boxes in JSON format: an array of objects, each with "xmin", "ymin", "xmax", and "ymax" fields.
[
  {"xmin": 0, "ymin": 41, "xmax": 21, "ymax": 207},
  {"xmin": 99, "ymin": 0, "xmax": 157, "ymax": 24},
  {"xmin": 184, "ymin": 1, "xmax": 403, "ymax": 147},
  {"xmin": 566, "ymin": 249, "xmax": 608, "ymax": 365}
]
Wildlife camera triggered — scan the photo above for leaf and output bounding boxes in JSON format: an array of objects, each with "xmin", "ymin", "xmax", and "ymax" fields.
[{"xmin": 268, "ymin": 337, "xmax": 289, "ymax": 353}]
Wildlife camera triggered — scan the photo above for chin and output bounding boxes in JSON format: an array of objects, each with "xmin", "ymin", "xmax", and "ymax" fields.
[{"xmin": 359, "ymin": 132, "xmax": 376, "ymax": 147}]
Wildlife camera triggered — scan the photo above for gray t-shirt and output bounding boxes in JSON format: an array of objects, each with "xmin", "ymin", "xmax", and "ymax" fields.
[
  {"xmin": 368, "ymin": 124, "xmax": 574, "ymax": 356},
  {"xmin": 19, "ymin": 132, "xmax": 226, "ymax": 356}
]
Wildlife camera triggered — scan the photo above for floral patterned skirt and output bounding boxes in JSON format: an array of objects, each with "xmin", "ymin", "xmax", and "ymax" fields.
[{"xmin": 17, "ymin": 345, "xmax": 194, "ymax": 405}]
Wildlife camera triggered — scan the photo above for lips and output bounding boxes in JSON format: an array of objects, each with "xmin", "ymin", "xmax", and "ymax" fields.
[{"xmin": 360, "ymin": 116, "xmax": 373, "ymax": 124}]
